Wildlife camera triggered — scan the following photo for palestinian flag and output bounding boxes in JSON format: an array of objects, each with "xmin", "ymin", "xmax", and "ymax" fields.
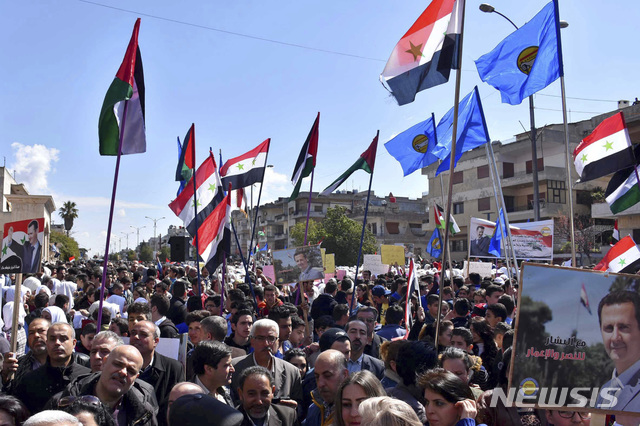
[
  {"xmin": 605, "ymin": 165, "xmax": 640, "ymax": 214},
  {"xmin": 434, "ymin": 203, "xmax": 460, "ymax": 234},
  {"xmin": 176, "ymin": 124, "xmax": 195, "ymax": 182},
  {"xmin": 99, "ymin": 18, "xmax": 146, "ymax": 156},
  {"xmin": 594, "ymin": 235, "xmax": 640, "ymax": 274},
  {"xmin": 613, "ymin": 220, "xmax": 620, "ymax": 242},
  {"xmin": 573, "ymin": 112, "xmax": 634, "ymax": 183},
  {"xmin": 290, "ymin": 112, "xmax": 320, "ymax": 201},
  {"xmin": 320, "ymin": 134, "xmax": 378, "ymax": 196}
]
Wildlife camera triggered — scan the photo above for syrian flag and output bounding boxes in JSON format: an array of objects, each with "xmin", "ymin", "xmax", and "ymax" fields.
[
  {"xmin": 573, "ymin": 112, "xmax": 634, "ymax": 183},
  {"xmin": 197, "ymin": 190, "xmax": 232, "ymax": 275},
  {"xmin": 613, "ymin": 220, "xmax": 620, "ymax": 242},
  {"xmin": 580, "ymin": 283, "xmax": 592, "ymax": 315},
  {"xmin": 605, "ymin": 165, "xmax": 640, "ymax": 214},
  {"xmin": 290, "ymin": 113, "xmax": 320, "ymax": 201},
  {"xmin": 404, "ymin": 258, "xmax": 420, "ymax": 338},
  {"xmin": 99, "ymin": 18, "xmax": 146, "ymax": 156},
  {"xmin": 220, "ymin": 139, "xmax": 270, "ymax": 190},
  {"xmin": 380, "ymin": 0, "xmax": 462, "ymax": 106},
  {"xmin": 168, "ymin": 152, "xmax": 224, "ymax": 236},
  {"xmin": 175, "ymin": 124, "xmax": 195, "ymax": 182},
  {"xmin": 320, "ymin": 134, "xmax": 378, "ymax": 196},
  {"xmin": 434, "ymin": 203, "xmax": 460, "ymax": 234},
  {"xmin": 594, "ymin": 236, "xmax": 640, "ymax": 274}
]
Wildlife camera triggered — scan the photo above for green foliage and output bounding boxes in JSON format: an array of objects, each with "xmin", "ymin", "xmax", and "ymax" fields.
[
  {"xmin": 139, "ymin": 243, "xmax": 153, "ymax": 262},
  {"xmin": 58, "ymin": 201, "xmax": 79, "ymax": 235},
  {"xmin": 108, "ymin": 252, "xmax": 120, "ymax": 261},
  {"xmin": 159, "ymin": 246, "xmax": 171, "ymax": 262},
  {"xmin": 590, "ymin": 187, "xmax": 606, "ymax": 203},
  {"xmin": 50, "ymin": 230, "xmax": 80, "ymax": 262},
  {"xmin": 290, "ymin": 220, "xmax": 325, "ymax": 246},
  {"xmin": 320, "ymin": 206, "xmax": 377, "ymax": 266},
  {"xmin": 126, "ymin": 250, "xmax": 137, "ymax": 261}
]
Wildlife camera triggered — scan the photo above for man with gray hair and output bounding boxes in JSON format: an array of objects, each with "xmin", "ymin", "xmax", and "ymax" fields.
[
  {"xmin": 89, "ymin": 330, "xmax": 123, "ymax": 372},
  {"xmin": 23, "ymin": 410, "xmax": 81, "ymax": 426},
  {"xmin": 130, "ymin": 320, "xmax": 183, "ymax": 418},
  {"xmin": 230, "ymin": 319, "xmax": 302, "ymax": 409}
]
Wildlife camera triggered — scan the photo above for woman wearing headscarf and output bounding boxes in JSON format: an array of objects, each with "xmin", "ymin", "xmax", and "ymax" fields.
[
  {"xmin": 42, "ymin": 306, "xmax": 68, "ymax": 324},
  {"xmin": 2, "ymin": 302, "xmax": 27, "ymax": 355}
]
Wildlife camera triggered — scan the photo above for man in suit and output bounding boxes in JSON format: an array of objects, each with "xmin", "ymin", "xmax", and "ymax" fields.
[
  {"xmin": 470, "ymin": 225, "xmax": 491, "ymax": 257},
  {"xmin": 7, "ymin": 220, "xmax": 41, "ymax": 273},
  {"xmin": 237, "ymin": 366, "xmax": 297, "ymax": 426},
  {"xmin": 295, "ymin": 250, "xmax": 324, "ymax": 281},
  {"xmin": 344, "ymin": 320, "xmax": 385, "ymax": 379},
  {"xmin": 231, "ymin": 319, "xmax": 302, "ymax": 410},
  {"xmin": 191, "ymin": 340, "xmax": 235, "ymax": 406},
  {"xmin": 130, "ymin": 320, "xmax": 184, "ymax": 421},
  {"xmin": 597, "ymin": 291, "xmax": 640, "ymax": 411}
]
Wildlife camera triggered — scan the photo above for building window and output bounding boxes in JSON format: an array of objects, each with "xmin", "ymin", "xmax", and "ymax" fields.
[
  {"xmin": 288, "ymin": 207, "xmax": 294, "ymax": 214},
  {"xmin": 386, "ymin": 222, "xmax": 400, "ymax": 234},
  {"xmin": 314, "ymin": 205, "xmax": 323, "ymax": 212},
  {"xmin": 453, "ymin": 202, "xmax": 464, "ymax": 215},
  {"xmin": 577, "ymin": 190, "xmax": 592, "ymax": 205},
  {"xmin": 504, "ymin": 196, "xmax": 515, "ymax": 213},
  {"xmin": 452, "ymin": 239, "xmax": 468, "ymax": 252},
  {"xmin": 526, "ymin": 158, "xmax": 544, "ymax": 174},
  {"xmin": 478, "ymin": 197, "xmax": 490, "ymax": 211},
  {"xmin": 452, "ymin": 171, "xmax": 464, "ymax": 184},
  {"xmin": 477, "ymin": 165, "xmax": 489, "ymax": 179},
  {"xmin": 527, "ymin": 192, "xmax": 547, "ymax": 209},
  {"xmin": 548, "ymin": 180, "xmax": 566, "ymax": 204},
  {"xmin": 503, "ymin": 162, "xmax": 514, "ymax": 178},
  {"xmin": 367, "ymin": 223, "xmax": 378, "ymax": 235}
]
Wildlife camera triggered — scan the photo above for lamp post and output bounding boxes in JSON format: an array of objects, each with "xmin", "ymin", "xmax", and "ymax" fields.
[
  {"xmin": 479, "ymin": 4, "xmax": 568, "ymax": 221},
  {"xmin": 145, "ymin": 216, "xmax": 165, "ymax": 251},
  {"xmin": 130, "ymin": 225, "xmax": 146, "ymax": 251},
  {"xmin": 121, "ymin": 231, "xmax": 133, "ymax": 251}
]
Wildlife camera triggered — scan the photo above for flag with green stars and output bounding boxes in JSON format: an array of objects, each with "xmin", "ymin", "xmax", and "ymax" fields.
[
  {"xmin": 169, "ymin": 151, "xmax": 224, "ymax": 237},
  {"xmin": 220, "ymin": 139, "xmax": 270, "ymax": 190},
  {"xmin": 573, "ymin": 111, "xmax": 634, "ymax": 183},
  {"xmin": 594, "ymin": 235, "xmax": 640, "ymax": 274}
]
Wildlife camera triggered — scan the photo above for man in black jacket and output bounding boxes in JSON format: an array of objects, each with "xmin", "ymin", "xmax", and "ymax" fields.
[
  {"xmin": 1, "ymin": 317, "xmax": 50, "ymax": 394},
  {"xmin": 150, "ymin": 294, "xmax": 179, "ymax": 338},
  {"xmin": 15, "ymin": 322, "xmax": 91, "ymax": 414},
  {"xmin": 130, "ymin": 321, "xmax": 183, "ymax": 418},
  {"xmin": 48, "ymin": 345, "xmax": 158, "ymax": 426},
  {"xmin": 167, "ymin": 280, "xmax": 188, "ymax": 326},
  {"xmin": 237, "ymin": 366, "xmax": 297, "ymax": 426}
]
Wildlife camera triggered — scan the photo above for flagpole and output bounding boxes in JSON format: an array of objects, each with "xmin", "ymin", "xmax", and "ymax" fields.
[
  {"xmin": 304, "ymin": 169, "xmax": 315, "ymax": 245},
  {"xmin": 437, "ymin": 0, "xmax": 466, "ymax": 352},
  {"xmin": 350, "ymin": 130, "xmax": 378, "ymax": 315},
  {"xmin": 97, "ymin": 100, "xmax": 129, "ymax": 331},
  {"xmin": 231, "ymin": 218, "xmax": 258, "ymax": 311},
  {"xmin": 434, "ymin": 114, "xmax": 454, "ymax": 279},
  {"xmin": 560, "ymin": 76, "xmax": 577, "ymax": 267},
  {"xmin": 221, "ymin": 251, "xmax": 226, "ymax": 314},
  {"xmin": 189, "ymin": 124, "xmax": 203, "ymax": 297}
]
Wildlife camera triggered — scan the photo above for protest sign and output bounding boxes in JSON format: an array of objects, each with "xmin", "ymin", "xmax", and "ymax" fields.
[
  {"xmin": 381, "ymin": 245, "xmax": 404, "ymax": 266},
  {"xmin": 468, "ymin": 217, "xmax": 553, "ymax": 261},
  {"xmin": 362, "ymin": 254, "xmax": 388, "ymax": 276},
  {"xmin": 511, "ymin": 263, "xmax": 640, "ymax": 414},
  {"xmin": 1, "ymin": 218, "xmax": 45, "ymax": 274},
  {"xmin": 262, "ymin": 265, "xmax": 276, "ymax": 283},
  {"xmin": 463, "ymin": 261, "xmax": 493, "ymax": 279},
  {"xmin": 324, "ymin": 253, "xmax": 336, "ymax": 274},
  {"xmin": 272, "ymin": 245, "xmax": 323, "ymax": 285}
]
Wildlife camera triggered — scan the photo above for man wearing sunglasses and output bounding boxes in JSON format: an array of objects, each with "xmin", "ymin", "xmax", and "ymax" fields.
[{"xmin": 230, "ymin": 319, "xmax": 302, "ymax": 410}]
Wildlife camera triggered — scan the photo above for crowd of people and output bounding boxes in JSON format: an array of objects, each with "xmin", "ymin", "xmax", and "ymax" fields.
[{"xmin": 0, "ymin": 258, "xmax": 593, "ymax": 426}]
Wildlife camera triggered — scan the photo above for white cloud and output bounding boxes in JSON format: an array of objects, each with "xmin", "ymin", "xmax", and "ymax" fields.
[
  {"xmin": 117, "ymin": 209, "xmax": 126, "ymax": 217},
  {"xmin": 10, "ymin": 143, "xmax": 60, "ymax": 193},
  {"xmin": 52, "ymin": 194, "xmax": 160, "ymax": 210},
  {"xmin": 261, "ymin": 167, "xmax": 291, "ymax": 204}
]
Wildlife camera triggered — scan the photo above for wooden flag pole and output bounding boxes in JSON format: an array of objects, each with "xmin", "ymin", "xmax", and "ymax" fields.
[
  {"xmin": 560, "ymin": 76, "xmax": 577, "ymax": 267},
  {"xmin": 437, "ymin": 0, "xmax": 466, "ymax": 352},
  {"xmin": 350, "ymin": 130, "xmax": 379, "ymax": 315},
  {"xmin": 9, "ymin": 274, "xmax": 22, "ymax": 355},
  {"xmin": 190, "ymin": 125, "xmax": 203, "ymax": 297},
  {"xmin": 303, "ymin": 169, "xmax": 315, "ymax": 245},
  {"xmin": 97, "ymin": 100, "xmax": 129, "ymax": 331}
]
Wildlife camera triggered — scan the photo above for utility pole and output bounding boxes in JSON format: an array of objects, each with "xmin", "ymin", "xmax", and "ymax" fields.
[
  {"xmin": 145, "ymin": 216, "xmax": 165, "ymax": 251},
  {"xmin": 122, "ymin": 231, "xmax": 133, "ymax": 251},
  {"xmin": 130, "ymin": 225, "xmax": 146, "ymax": 251}
]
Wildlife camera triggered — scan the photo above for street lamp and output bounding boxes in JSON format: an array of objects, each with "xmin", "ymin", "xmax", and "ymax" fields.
[
  {"xmin": 121, "ymin": 231, "xmax": 133, "ymax": 250},
  {"xmin": 479, "ymin": 4, "xmax": 568, "ymax": 221},
  {"xmin": 130, "ymin": 225, "xmax": 146, "ymax": 250},
  {"xmin": 145, "ymin": 216, "xmax": 165, "ymax": 251}
]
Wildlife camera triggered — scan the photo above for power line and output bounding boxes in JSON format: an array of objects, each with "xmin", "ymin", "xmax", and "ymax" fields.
[
  {"xmin": 536, "ymin": 93, "xmax": 619, "ymax": 103},
  {"xmin": 77, "ymin": 0, "xmax": 385, "ymax": 62},
  {"xmin": 534, "ymin": 106, "xmax": 604, "ymax": 114}
]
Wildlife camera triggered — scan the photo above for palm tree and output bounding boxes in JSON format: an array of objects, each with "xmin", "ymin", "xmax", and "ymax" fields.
[{"xmin": 59, "ymin": 201, "xmax": 79, "ymax": 236}]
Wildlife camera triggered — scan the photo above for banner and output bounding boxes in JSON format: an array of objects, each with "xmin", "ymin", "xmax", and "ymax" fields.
[
  {"xmin": 468, "ymin": 217, "xmax": 553, "ymax": 261},
  {"xmin": 511, "ymin": 263, "xmax": 640, "ymax": 413},
  {"xmin": 463, "ymin": 261, "xmax": 493, "ymax": 280},
  {"xmin": 272, "ymin": 245, "xmax": 324, "ymax": 285},
  {"xmin": 362, "ymin": 254, "xmax": 388, "ymax": 276},
  {"xmin": 381, "ymin": 244, "xmax": 405, "ymax": 265},
  {"xmin": 324, "ymin": 253, "xmax": 336, "ymax": 274},
  {"xmin": 1, "ymin": 218, "xmax": 45, "ymax": 274}
]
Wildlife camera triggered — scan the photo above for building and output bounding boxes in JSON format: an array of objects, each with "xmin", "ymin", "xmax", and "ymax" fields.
[
  {"xmin": 421, "ymin": 103, "xmax": 640, "ymax": 262},
  {"xmin": 0, "ymin": 167, "xmax": 56, "ymax": 264},
  {"xmin": 230, "ymin": 191, "xmax": 429, "ymax": 260}
]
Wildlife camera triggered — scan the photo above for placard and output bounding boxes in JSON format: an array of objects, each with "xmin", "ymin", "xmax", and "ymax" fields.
[
  {"xmin": 463, "ymin": 261, "xmax": 493, "ymax": 280},
  {"xmin": 362, "ymin": 254, "xmax": 388, "ymax": 276},
  {"xmin": 272, "ymin": 245, "xmax": 324, "ymax": 285},
  {"xmin": 380, "ymin": 245, "xmax": 405, "ymax": 266},
  {"xmin": 324, "ymin": 253, "xmax": 336, "ymax": 274},
  {"xmin": 261, "ymin": 265, "xmax": 276, "ymax": 283},
  {"xmin": 1, "ymin": 218, "xmax": 45, "ymax": 274},
  {"xmin": 511, "ymin": 263, "xmax": 640, "ymax": 414}
]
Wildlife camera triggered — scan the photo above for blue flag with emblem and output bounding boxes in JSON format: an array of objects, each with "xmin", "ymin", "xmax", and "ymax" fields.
[
  {"xmin": 426, "ymin": 227, "xmax": 443, "ymax": 259},
  {"xmin": 385, "ymin": 113, "xmax": 439, "ymax": 176},
  {"xmin": 489, "ymin": 208, "xmax": 506, "ymax": 257},
  {"xmin": 475, "ymin": 0, "xmax": 563, "ymax": 105}
]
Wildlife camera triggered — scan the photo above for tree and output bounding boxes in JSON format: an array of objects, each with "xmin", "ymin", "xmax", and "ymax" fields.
[
  {"xmin": 159, "ymin": 246, "xmax": 171, "ymax": 262},
  {"xmin": 320, "ymin": 206, "xmax": 377, "ymax": 266},
  {"xmin": 127, "ymin": 250, "xmax": 137, "ymax": 261},
  {"xmin": 290, "ymin": 220, "xmax": 325, "ymax": 246},
  {"xmin": 50, "ymin": 230, "xmax": 80, "ymax": 262},
  {"xmin": 139, "ymin": 242, "xmax": 153, "ymax": 262},
  {"xmin": 59, "ymin": 201, "xmax": 79, "ymax": 236},
  {"xmin": 555, "ymin": 215, "xmax": 601, "ymax": 265}
]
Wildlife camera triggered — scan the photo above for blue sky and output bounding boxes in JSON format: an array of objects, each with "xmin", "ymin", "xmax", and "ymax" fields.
[{"xmin": 2, "ymin": 0, "xmax": 639, "ymax": 256}]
